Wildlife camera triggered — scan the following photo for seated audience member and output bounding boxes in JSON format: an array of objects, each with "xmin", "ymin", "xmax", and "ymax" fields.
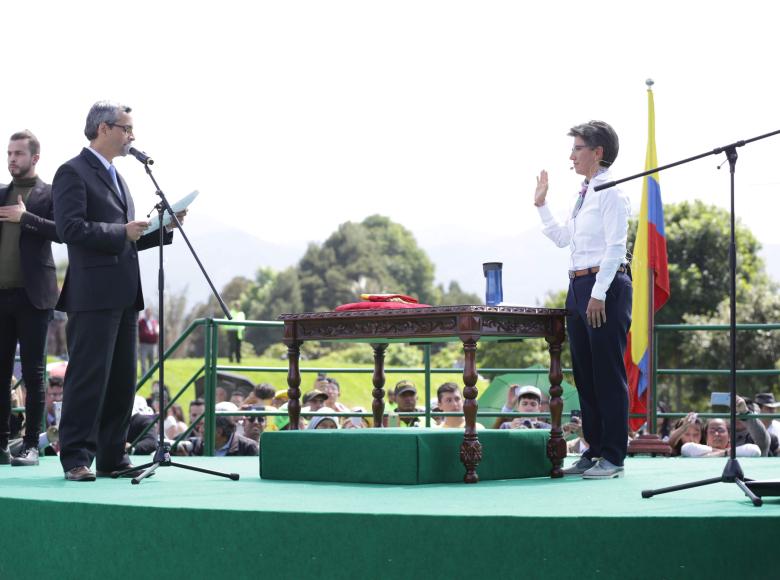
[
  {"xmin": 127, "ymin": 396, "xmax": 159, "ymax": 456},
  {"xmin": 681, "ymin": 418, "xmax": 760, "ymax": 458},
  {"xmin": 189, "ymin": 398, "xmax": 206, "ymax": 437},
  {"xmin": 239, "ymin": 405, "xmax": 267, "ymax": 443},
  {"xmin": 164, "ymin": 404, "xmax": 188, "ymax": 439},
  {"xmin": 733, "ymin": 396, "xmax": 771, "ymax": 456},
  {"xmin": 45, "ymin": 376, "xmax": 64, "ymax": 428},
  {"xmin": 272, "ymin": 389, "xmax": 289, "ymax": 409},
  {"xmin": 190, "ymin": 402, "xmax": 258, "ymax": 456},
  {"xmin": 393, "ymin": 380, "xmax": 424, "ymax": 427},
  {"xmin": 433, "ymin": 382, "xmax": 483, "ymax": 430},
  {"xmin": 243, "ymin": 383, "xmax": 276, "ymax": 408},
  {"xmin": 755, "ymin": 392, "xmax": 780, "ymax": 440},
  {"xmin": 667, "ymin": 412, "xmax": 705, "ymax": 456},
  {"xmin": 496, "ymin": 385, "xmax": 551, "ymax": 430},
  {"xmin": 564, "ymin": 414, "xmax": 589, "ymax": 455},
  {"xmin": 308, "ymin": 409, "xmax": 340, "ymax": 430},
  {"xmin": 323, "ymin": 377, "xmax": 349, "ymax": 412},
  {"xmin": 342, "ymin": 407, "xmax": 369, "ymax": 429},
  {"xmin": 230, "ymin": 390, "xmax": 246, "ymax": 407},
  {"xmin": 301, "ymin": 389, "xmax": 329, "ymax": 413}
]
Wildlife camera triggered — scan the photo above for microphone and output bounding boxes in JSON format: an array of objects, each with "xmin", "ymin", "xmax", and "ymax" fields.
[
  {"xmin": 570, "ymin": 166, "xmax": 574, "ymax": 170},
  {"xmin": 128, "ymin": 147, "xmax": 154, "ymax": 165}
]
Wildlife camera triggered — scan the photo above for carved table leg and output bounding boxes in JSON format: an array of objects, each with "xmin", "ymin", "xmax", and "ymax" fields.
[
  {"xmin": 371, "ymin": 343, "xmax": 388, "ymax": 428},
  {"xmin": 285, "ymin": 341, "xmax": 302, "ymax": 430},
  {"xmin": 546, "ymin": 334, "xmax": 566, "ymax": 477},
  {"xmin": 460, "ymin": 337, "xmax": 482, "ymax": 483}
]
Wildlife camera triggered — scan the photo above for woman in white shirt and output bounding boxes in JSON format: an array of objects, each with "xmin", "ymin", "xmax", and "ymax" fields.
[{"xmin": 534, "ymin": 121, "xmax": 632, "ymax": 480}]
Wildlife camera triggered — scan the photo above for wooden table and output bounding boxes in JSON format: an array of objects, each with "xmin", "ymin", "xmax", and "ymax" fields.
[{"xmin": 279, "ymin": 305, "xmax": 567, "ymax": 483}]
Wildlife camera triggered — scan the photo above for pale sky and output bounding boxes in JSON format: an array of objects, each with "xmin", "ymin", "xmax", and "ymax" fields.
[{"xmin": 3, "ymin": 1, "xmax": 779, "ymax": 301}]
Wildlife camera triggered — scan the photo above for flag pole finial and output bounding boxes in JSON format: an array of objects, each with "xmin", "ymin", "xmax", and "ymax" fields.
[{"xmin": 646, "ymin": 78, "xmax": 655, "ymax": 89}]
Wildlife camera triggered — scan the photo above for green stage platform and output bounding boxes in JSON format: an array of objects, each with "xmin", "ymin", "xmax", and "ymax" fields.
[{"xmin": 1, "ymin": 456, "xmax": 778, "ymax": 579}]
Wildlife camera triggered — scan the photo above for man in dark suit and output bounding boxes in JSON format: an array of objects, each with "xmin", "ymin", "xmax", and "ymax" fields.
[
  {"xmin": 53, "ymin": 101, "xmax": 181, "ymax": 481},
  {"xmin": 0, "ymin": 130, "xmax": 61, "ymax": 467}
]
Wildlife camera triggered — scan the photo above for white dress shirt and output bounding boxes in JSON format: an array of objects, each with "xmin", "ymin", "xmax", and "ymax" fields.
[{"xmin": 537, "ymin": 168, "xmax": 631, "ymax": 301}]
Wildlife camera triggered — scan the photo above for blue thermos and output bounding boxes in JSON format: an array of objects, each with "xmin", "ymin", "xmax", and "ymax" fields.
[{"xmin": 483, "ymin": 262, "xmax": 503, "ymax": 306}]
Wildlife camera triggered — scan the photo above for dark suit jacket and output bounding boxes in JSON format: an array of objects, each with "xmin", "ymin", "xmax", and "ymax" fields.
[
  {"xmin": 0, "ymin": 177, "xmax": 60, "ymax": 309},
  {"xmin": 52, "ymin": 148, "xmax": 171, "ymax": 312}
]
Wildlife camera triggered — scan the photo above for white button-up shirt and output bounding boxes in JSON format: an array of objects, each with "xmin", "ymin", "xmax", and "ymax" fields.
[{"xmin": 537, "ymin": 168, "xmax": 631, "ymax": 301}]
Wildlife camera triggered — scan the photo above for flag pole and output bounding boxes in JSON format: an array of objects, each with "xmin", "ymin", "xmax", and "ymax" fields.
[{"xmin": 627, "ymin": 80, "xmax": 671, "ymax": 456}]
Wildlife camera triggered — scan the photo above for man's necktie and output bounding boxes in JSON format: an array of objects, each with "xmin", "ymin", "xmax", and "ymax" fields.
[{"xmin": 108, "ymin": 164, "xmax": 125, "ymax": 203}]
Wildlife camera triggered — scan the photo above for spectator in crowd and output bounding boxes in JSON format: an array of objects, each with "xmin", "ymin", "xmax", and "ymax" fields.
[
  {"xmin": 272, "ymin": 389, "xmax": 289, "ymax": 409},
  {"xmin": 496, "ymin": 385, "xmax": 551, "ymax": 430},
  {"xmin": 45, "ymin": 376, "xmax": 64, "ymax": 428},
  {"xmin": 239, "ymin": 405, "xmax": 267, "ymax": 443},
  {"xmin": 308, "ymin": 409, "xmax": 339, "ymax": 430},
  {"xmin": 191, "ymin": 409, "xmax": 258, "ymax": 456},
  {"xmin": 342, "ymin": 406, "xmax": 369, "ymax": 429},
  {"xmin": 215, "ymin": 386, "xmax": 229, "ymax": 404},
  {"xmin": 189, "ymin": 398, "xmax": 206, "ymax": 437},
  {"xmin": 243, "ymin": 383, "xmax": 276, "ymax": 408},
  {"xmin": 681, "ymin": 416, "xmax": 761, "ymax": 458},
  {"xmin": 230, "ymin": 390, "xmax": 246, "ymax": 407},
  {"xmin": 127, "ymin": 395, "xmax": 158, "ymax": 456},
  {"xmin": 755, "ymin": 392, "xmax": 780, "ymax": 440},
  {"xmin": 667, "ymin": 411, "xmax": 705, "ymax": 456},
  {"xmin": 564, "ymin": 414, "xmax": 589, "ymax": 455},
  {"xmin": 225, "ymin": 301, "xmax": 246, "ymax": 364},
  {"xmin": 301, "ymin": 389, "xmax": 328, "ymax": 413},
  {"xmin": 164, "ymin": 404, "xmax": 188, "ymax": 440},
  {"xmin": 393, "ymin": 380, "xmax": 423, "ymax": 427},
  {"xmin": 323, "ymin": 377, "xmax": 349, "ymax": 412},
  {"xmin": 734, "ymin": 397, "xmax": 771, "ymax": 457},
  {"xmin": 434, "ymin": 382, "xmax": 480, "ymax": 430},
  {"xmin": 137, "ymin": 307, "xmax": 159, "ymax": 376}
]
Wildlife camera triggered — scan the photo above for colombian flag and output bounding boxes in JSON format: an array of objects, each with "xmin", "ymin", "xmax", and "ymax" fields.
[{"xmin": 625, "ymin": 85, "xmax": 671, "ymax": 431}]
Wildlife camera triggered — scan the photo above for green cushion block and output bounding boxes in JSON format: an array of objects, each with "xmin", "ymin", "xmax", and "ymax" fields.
[{"xmin": 260, "ymin": 428, "xmax": 550, "ymax": 484}]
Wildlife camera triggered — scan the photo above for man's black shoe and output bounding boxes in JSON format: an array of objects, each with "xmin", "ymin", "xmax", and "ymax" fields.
[
  {"xmin": 11, "ymin": 446, "xmax": 39, "ymax": 466},
  {"xmin": 64, "ymin": 466, "xmax": 96, "ymax": 481}
]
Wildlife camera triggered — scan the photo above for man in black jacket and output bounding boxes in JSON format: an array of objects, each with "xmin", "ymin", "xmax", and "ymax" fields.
[
  {"xmin": 52, "ymin": 101, "xmax": 182, "ymax": 481},
  {"xmin": 0, "ymin": 130, "xmax": 61, "ymax": 467}
]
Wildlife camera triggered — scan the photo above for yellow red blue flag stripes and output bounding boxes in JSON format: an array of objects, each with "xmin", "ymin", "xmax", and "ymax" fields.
[{"xmin": 625, "ymin": 86, "xmax": 671, "ymax": 431}]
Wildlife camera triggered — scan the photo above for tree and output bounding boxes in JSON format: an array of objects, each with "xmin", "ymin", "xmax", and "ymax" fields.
[
  {"xmin": 298, "ymin": 215, "xmax": 437, "ymax": 311},
  {"xmin": 184, "ymin": 276, "xmax": 253, "ymax": 357},
  {"xmin": 244, "ymin": 266, "xmax": 302, "ymax": 355}
]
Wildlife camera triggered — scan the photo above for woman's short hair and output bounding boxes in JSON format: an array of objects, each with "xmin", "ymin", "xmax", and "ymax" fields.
[{"xmin": 568, "ymin": 120, "xmax": 619, "ymax": 167}]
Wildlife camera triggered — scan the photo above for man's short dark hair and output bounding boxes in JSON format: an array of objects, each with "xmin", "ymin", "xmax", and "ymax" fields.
[
  {"xmin": 190, "ymin": 398, "xmax": 206, "ymax": 409},
  {"xmin": 437, "ymin": 382, "xmax": 460, "ymax": 402},
  {"xmin": 215, "ymin": 415, "xmax": 235, "ymax": 435},
  {"xmin": 10, "ymin": 130, "xmax": 40, "ymax": 156},
  {"xmin": 47, "ymin": 376, "xmax": 64, "ymax": 388},
  {"xmin": 568, "ymin": 120, "xmax": 619, "ymax": 167},
  {"xmin": 254, "ymin": 383, "xmax": 276, "ymax": 400}
]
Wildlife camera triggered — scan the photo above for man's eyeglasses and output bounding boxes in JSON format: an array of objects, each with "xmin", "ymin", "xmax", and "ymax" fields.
[
  {"xmin": 571, "ymin": 145, "xmax": 592, "ymax": 154},
  {"xmin": 707, "ymin": 427, "xmax": 728, "ymax": 434},
  {"xmin": 107, "ymin": 123, "xmax": 134, "ymax": 136},
  {"xmin": 244, "ymin": 416, "xmax": 265, "ymax": 424}
]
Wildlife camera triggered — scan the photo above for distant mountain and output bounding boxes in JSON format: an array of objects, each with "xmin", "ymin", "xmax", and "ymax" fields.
[{"xmin": 52, "ymin": 223, "xmax": 780, "ymax": 313}]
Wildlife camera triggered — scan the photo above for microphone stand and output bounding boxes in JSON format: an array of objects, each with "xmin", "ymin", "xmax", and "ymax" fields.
[
  {"xmin": 596, "ymin": 128, "xmax": 780, "ymax": 506},
  {"xmin": 113, "ymin": 157, "xmax": 239, "ymax": 484}
]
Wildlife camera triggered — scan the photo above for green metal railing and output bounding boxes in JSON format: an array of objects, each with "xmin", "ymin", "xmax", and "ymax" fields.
[
  {"xmin": 133, "ymin": 318, "xmax": 780, "ymax": 455},
  {"xmin": 649, "ymin": 323, "xmax": 780, "ymax": 431}
]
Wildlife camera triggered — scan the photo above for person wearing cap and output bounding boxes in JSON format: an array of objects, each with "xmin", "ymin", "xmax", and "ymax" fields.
[
  {"xmin": 496, "ymin": 385, "xmax": 551, "ymax": 430},
  {"xmin": 393, "ymin": 380, "xmax": 423, "ymax": 427},
  {"xmin": 301, "ymin": 389, "xmax": 329, "ymax": 413},
  {"xmin": 307, "ymin": 409, "xmax": 340, "ymax": 430},
  {"xmin": 534, "ymin": 121, "xmax": 632, "ymax": 479},
  {"xmin": 755, "ymin": 393, "xmax": 780, "ymax": 440}
]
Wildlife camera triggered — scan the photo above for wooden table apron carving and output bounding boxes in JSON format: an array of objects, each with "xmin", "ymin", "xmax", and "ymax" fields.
[{"xmin": 279, "ymin": 305, "xmax": 567, "ymax": 483}]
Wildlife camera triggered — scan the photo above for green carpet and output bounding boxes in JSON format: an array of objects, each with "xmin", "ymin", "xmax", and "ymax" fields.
[{"xmin": 0, "ymin": 456, "xmax": 778, "ymax": 579}]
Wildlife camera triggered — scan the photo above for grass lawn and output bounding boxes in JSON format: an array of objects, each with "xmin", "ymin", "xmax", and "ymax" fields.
[{"xmin": 135, "ymin": 356, "xmax": 490, "ymax": 412}]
